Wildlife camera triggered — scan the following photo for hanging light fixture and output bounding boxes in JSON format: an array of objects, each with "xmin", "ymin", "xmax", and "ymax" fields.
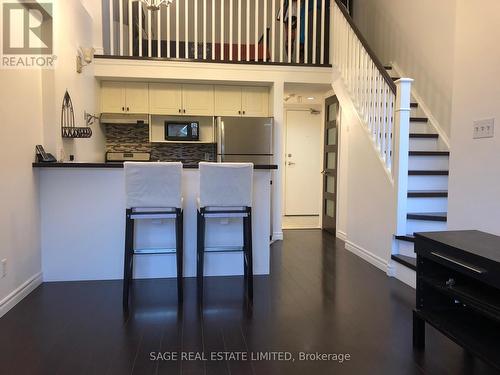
[{"xmin": 139, "ymin": 0, "xmax": 174, "ymax": 11}]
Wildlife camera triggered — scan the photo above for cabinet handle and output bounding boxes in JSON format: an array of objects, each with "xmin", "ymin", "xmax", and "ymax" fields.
[
  {"xmin": 179, "ymin": 109, "xmax": 182, "ymax": 113},
  {"xmin": 242, "ymin": 111, "xmax": 246, "ymax": 115},
  {"xmin": 127, "ymin": 107, "xmax": 130, "ymax": 112},
  {"xmin": 430, "ymin": 252, "xmax": 486, "ymax": 274},
  {"xmin": 238, "ymin": 110, "xmax": 241, "ymax": 115},
  {"xmin": 183, "ymin": 109, "xmax": 186, "ymax": 113},
  {"xmin": 122, "ymin": 107, "xmax": 125, "ymax": 112}
]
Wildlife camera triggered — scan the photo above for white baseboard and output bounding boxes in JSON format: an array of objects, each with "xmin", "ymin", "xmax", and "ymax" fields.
[
  {"xmin": 389, "ymin": 261, "xmax": 416, "ymax": 289},
  {"xmin": 344, "ymin": 241, "xmax": 388, "ymax": 273},
  {"xmin": 336, "ymin": 230, "xmax": 347, "ymax": 241},
  {"xmin": 273, "ymin": 231, "xmax": 284, "ymax": 241},
  {"xmin": 0, "ymin": 272, "xmax": 43, "ymax": 319}
]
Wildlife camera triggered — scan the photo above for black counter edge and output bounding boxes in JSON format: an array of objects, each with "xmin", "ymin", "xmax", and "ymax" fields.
[{"xmin": 33, "ymin": 162, "xmax": 278, "ymax": 170}]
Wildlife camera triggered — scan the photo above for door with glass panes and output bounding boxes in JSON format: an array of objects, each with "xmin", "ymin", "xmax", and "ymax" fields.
[{"xmin": 322, "ymin": 96, "xmax": 339, "ymax": 234}]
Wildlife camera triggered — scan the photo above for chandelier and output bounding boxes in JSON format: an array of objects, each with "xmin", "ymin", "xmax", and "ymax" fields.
[{"xmin": 139, "ymin": 0, "xmax": 174, "ymax": 11}]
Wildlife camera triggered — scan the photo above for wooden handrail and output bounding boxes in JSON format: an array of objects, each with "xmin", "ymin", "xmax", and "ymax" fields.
[{"xmin": 334, "ymin": 0, "xmax": 396, "ymax": 94}]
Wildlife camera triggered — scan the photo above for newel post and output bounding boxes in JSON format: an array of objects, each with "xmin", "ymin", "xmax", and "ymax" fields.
[{"xmin": 393, "ymin": 78, "xmax": 413, "ymax": 236}]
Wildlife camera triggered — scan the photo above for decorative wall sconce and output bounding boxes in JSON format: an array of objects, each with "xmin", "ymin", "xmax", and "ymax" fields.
[{"xmin": 76, "ymin": 47, "xmax": 95, "ymax": 73}]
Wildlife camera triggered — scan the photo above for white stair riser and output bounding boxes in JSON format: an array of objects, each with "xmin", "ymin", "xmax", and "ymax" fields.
[
  {"xmin": 397, "ymin": 240, "xmax": 416, "ymax": 256},
  {"xmin": 407, "ymin": 197, "xmax": 448, "ymax": 213},
  {"xmin": 408, "ymin": 175, "xmax": 449, "ymax": 190},
  {"xmin": 411, "ymin": 107, "xmax": 422, "ymax": 117},
  {"xmin": 409, "ymin": 137, "xmax": 439, "ymax": 151},
  {"xmin": 407, "ymin": 219, "xmax": 447, "ymax": 234},
  {"xmin": 409, "ymin": 155, "xmax": 449, "ymax": 170},
  {"xmin": 410, "ymin": 122, "xmax": 432, "ymax": 133}
]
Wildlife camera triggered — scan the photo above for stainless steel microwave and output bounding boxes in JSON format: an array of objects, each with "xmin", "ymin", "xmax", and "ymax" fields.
[{"xmin": 165, "ymin": 121, "xmax": 199, "ymax": 141}]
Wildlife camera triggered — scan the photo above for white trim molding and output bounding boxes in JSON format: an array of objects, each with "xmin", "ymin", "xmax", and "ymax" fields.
[
  {"xmin": 336, "ymin": 230, "xmax": 347, "ymax": 241},
  {"xmin": 344, "ymin": 241, "xmax": 388, "ymax": 273},
  {"xmin": 273, "ymin": 231, "xmax": 284, "ymax": 241},
  {"xmin": 0, "ymin": 272, "xmax": 43, "ymax": 319}
]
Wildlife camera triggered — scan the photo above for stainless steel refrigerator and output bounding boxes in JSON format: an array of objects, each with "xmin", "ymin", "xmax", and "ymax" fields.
[{"xmin": 216, "ymin": 117, "xmax": 274, "ymax": 164}]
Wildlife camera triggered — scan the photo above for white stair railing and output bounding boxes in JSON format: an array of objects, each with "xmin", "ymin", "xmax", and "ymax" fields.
[
  {"xmin": 332, "ymin": 0, "xmax": 412, "ymax": 236},
  {"xmin": 106, "ymin": 0, "xmax": 331, "ymax": 65}
]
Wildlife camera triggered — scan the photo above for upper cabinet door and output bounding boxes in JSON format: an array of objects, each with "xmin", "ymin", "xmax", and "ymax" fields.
[
  {"xmin": 214, "ymin": 85, "xmax": 243, "ymax": 116},
  {"xmin": 125, "ymin": 83, "xmax": 149, "ymax": 114},
  {"xmin": 182, "ymin": 84, "xmax": 215, "ymax": 116},
  {"xmin": 149, "ymin": 83, "xmax": 183, "ymax": 115},
  {"xmin": 101, "ymin": 82, "xmax": 126, "ymax": 113},
  {"xmin": 242, "ymin": 86, "xmax": 270, "ymax": 117}
]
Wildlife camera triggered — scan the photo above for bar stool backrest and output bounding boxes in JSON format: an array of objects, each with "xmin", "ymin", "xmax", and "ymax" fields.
[
  {"xmin": 199, "ymin": 162, "xmax": 254, "ymax": 208},
  {"xmin": 124, "ymin": 162, "xmax": 183, "ymax": 209}
]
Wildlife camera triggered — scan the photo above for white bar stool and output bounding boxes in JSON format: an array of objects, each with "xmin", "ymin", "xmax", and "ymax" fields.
[
  {"xmin": 123, "ymin": 162, "xmax": 184, "ymax": 309},
  {"xmin": 197, "ymin": 162, "xmax": 254, "ymax": 302}
]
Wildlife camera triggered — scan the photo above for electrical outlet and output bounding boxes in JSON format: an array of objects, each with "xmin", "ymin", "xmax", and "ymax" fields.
[
  {"xmin": 1, "ymin": 259, "xmax": 6, "ymax": 278},
  {"xmin": 473, "ymin": 118, "xmax": 495, "ymax": 139}
]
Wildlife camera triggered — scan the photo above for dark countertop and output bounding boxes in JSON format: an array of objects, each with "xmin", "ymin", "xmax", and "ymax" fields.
[
  {"xmin": 415, "ymin": 230, "xmax": 500, "ymax": 263},
  {"xmin": 33, "ymin": 162, "xmax": 278, "ymax": 170}
]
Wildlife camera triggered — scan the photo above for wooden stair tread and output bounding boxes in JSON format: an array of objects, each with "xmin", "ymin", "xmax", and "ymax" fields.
[
  {"xmin": 410, "ymin": 117, "xmax": 429, "ymax": 123},
  {"xmin": 409, "ymin": 150, "xmax": 450, "ymax": 156},
  {"xmin": 410, "ymin": 133, "xmax": 439, "ymax": 139},
  {"xmin": 408, "ymin": 190, "xmax": 448, "ymax": 198},
  {"xmin": 410, "ymin": 102, "xmax": 418, "ymax": 108},
  {"xmin": 407, "ymin": 212, "xmax": 448, "ymax": 222},
  {"xmin": 391, "ymin": 254, "xmax": 417, "ymax": 271},
  {"xmin": 395, "ymin": 234, "xmax": 416, "ymax": 243},
  {"xmin": 408, "ymin": 170, "xmax": 449, "ymax": 176}
]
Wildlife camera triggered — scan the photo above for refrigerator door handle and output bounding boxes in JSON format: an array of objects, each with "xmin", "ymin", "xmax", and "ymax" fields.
[{"xmin": 217, "ymin": 118, "xmax": 225, "ymax": 162}]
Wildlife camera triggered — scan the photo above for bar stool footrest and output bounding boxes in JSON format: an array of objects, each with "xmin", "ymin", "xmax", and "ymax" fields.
[{"xmin": 134, "ymin": 247, "xmax": 177, "ymax": 255}]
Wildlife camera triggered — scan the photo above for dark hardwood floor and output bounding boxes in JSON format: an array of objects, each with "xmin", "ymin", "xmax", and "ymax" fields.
[{"xmin": 0, "ymin": 230, "xmax": 497, "ymax": 374}]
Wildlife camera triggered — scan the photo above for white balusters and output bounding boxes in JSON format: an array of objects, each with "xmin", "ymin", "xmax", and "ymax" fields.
[
  {"xmin": 119, "ymin": 0, "xmax": 124, "ymax": 55},
  {"xmin": 128, "ymin": 0, "xmax": 133, "ymax": 56},
  {"xmin": 106, "ymin": 0, "xmax": 333, "ymax": 65},
  {"xmin": 138, "ymin": 2, "xmax": 142, "ymax": 56},
  {"xmin": 109, "ymin": 0, "xmax": 114, "ymax": 55}
]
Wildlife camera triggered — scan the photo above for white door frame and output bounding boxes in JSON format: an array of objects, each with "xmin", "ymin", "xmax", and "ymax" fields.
[{"xmin": 282, "ymin": 104, "xmax": 324, "ymax": 224}]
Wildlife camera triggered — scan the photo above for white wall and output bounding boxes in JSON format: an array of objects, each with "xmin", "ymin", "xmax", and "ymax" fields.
[
  {"xmin": 0, "ymin": 69, "xmax": 43, "ymax": 316},
  {"xmin": 353, "ymin": 0, "xmax": 457, "ymax": 138},
  {"xmin": 43, "ymin": 0, "xmax": 105, "ymax": 163},
  {"xmin": 447, "ymin": 0, "xmax": 500, "ymax": 235},
  {"xmin": 332, "ymin": 73, "xmax": 395, "ymax": 272}
]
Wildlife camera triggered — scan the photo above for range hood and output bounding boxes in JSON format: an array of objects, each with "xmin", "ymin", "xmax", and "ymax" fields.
[{"xmin": 100, "ymin": 113, "xmax": 149, "ymax": 125}]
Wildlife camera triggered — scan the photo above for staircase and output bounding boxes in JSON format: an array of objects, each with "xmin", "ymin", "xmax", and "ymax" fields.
[
  {"xmin": 386, "ymin": 66, "xmax": 450, "ymax": 272},
  {"xmin": 331, "ymin": 1, "xmax": 450, "ymax": 286}
]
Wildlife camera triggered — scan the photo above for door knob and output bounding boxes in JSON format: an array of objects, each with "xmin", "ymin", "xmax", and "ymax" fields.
[{"xmin": 321, "ymin": 170, "xmax": 327, "ymax": 175}]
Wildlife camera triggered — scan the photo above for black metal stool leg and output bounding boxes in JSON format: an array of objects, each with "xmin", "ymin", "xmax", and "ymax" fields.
[
  {"xmin": 246, "ymin": 208, "xmax": 254, "ymax": 301},
  {"xmin": 197, "ymin": 210, "xmax": 205, "ymax": 302},
  {"xmin": 175, "ymin": 209, "xmax": 184, "ymax": 304},
  {"xmin": 123, "ymin": 209, "xmax": 134, "ymax": 309}
]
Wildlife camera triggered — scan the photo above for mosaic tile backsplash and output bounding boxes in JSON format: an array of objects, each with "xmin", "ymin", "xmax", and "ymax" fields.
[{"xmin": 104, "ymin": 124, "xmax": 216, "ymax": 165}]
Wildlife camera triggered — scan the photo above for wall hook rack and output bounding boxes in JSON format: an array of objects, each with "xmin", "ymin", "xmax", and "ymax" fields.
[{"xmin": 61, "ymin": 91, "xmax": 93, "ymax": 138}]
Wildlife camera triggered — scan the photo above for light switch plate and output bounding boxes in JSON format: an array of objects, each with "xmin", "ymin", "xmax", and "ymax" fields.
[{"xmin": 473, "ymin": 118, "xmax": 495, "ymax": 139}]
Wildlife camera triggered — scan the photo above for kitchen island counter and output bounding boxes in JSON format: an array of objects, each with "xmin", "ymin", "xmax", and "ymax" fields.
[
  {"xmin": 37, "ymin": 166, "xmax": 272, "ymax": 281},
  {"xmin": 33, "ymin": 162, "xmax": 278, "ymax": 170}
]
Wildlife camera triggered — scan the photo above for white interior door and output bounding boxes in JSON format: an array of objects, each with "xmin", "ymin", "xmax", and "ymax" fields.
[{"xmin": 285, "ymin": 110, "xmax": 322, "ymax": 216}]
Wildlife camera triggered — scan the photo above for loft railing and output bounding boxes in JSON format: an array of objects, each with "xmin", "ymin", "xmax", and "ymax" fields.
[
  {"xmin": 331, "ymin": 0, "xmax": 412, "ymax": 235},
  {"xmin": 105, "ymin": 0, "xmax": 332, "ymax": 65}
]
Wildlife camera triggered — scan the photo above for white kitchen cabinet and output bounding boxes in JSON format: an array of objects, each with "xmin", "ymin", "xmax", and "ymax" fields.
[
  {"xmin": 150, "ymin": 83, "xmax": 214, "ymax": 116},
  {"xmin": 101, "ymin": 82, "xmax": 149, "ymax": 114},
  {"xmin": 214, "ymin": 85, "xmax": 243, "ymax": 116},
  {"xmin": 242, "ymin": 86, "xmax": 269, "ymax": 117},
  {"xmin": 101, "ymin": 82, "xmax": 126, "ymax": 113},
  {"xmin": 182, "ymin": 84, "xmax": 214, "ymax": 116},
  {"xmin": 214, "ymin": 85, "xmax": 270, "ymax": 117},
  {"xmin": 149, "ymin": 83, "xmax": 183, "ymax": 115}
]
